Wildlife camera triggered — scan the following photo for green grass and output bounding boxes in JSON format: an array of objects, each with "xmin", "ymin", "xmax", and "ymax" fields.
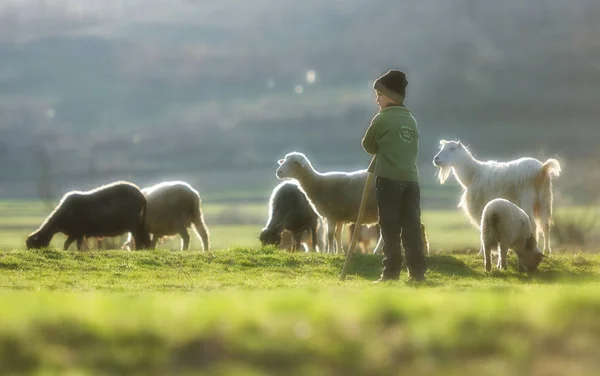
[
  {"xmin": 1, "ymin": 200, "xmax": 599, "ymax": 374},
  {"xmin": 0, "ymin": 249, "xmax": 599, "ymax": 374}
]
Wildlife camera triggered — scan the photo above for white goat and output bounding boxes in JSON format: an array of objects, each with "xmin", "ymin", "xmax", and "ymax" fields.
[
  {"xmin": 122, "ymin": 181, "xmax": 210, "ymax": 251},
  {"xmin": 275, "ymin": 152, "xmax": 383, "ymax": 254},
  {"xmin": 433, "ymin": 140, "xmax": 561, "ymax": 254},
  {"xmin": 480, "ymin": 198, "xmax": 545, "ymax": 272}
]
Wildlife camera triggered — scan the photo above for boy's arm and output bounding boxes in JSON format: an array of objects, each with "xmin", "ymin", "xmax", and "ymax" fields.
[{"xmin": 361, "ymin": 114, "xmax": 381, "ymax": 155}]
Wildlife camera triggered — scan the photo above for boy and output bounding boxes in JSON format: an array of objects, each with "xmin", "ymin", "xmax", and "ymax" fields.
[{"xmin": 361, "ymin": 69, "xmax": 427, "ymax": 283}]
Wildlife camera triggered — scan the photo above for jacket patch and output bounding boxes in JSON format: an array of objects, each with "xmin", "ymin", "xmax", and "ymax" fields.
[{"xmin": 399, "ymin": 126, "xmax": 416, "ymax": 142}]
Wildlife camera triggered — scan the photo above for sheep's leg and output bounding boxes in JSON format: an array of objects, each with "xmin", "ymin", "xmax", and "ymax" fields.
[
  {"xmin": 542, "ymin": 222, "xmax": 551, "ymax": 255},
  {"xmin": 76, "ymin": 236, "xmax": 84, "ymax": 251},
  {"xmin": 132, "ymin": 232, "xmax": 148, "ymax": 251},
  {"xmin": 192, "ymin": 213, "xmax": 211, "ymax": 252},
  {"xmin": 148, "ymin": 235, "xmax": 158, "ymax": 249},
  {"xmin": 179, "ymin": 230, "xmax": 190, "ymax": 251},
  {"xmin": 335, "ymin": 222, "xmax": 343, "ymax": 254},
  {"xmin": 310, "ymin": 225, "xmax": 318, "ymax": 252},
  {"xmin": 293, "ymin": 232, "xmax": 303, "ymax": 253},
  {"xmin": 497, "ymin": 244, "xmax": 509, "ymax": 270},
  {"xmin": 289, "ymin": 233, "xmax": 296, "ymax": 252},
  {"xmin": 483, "ymin": 241, "xmax": 494, "ymax": 272},
  {"xmin": 64, "ymin": 236, "xmax": 76, "ymax": 250},
  {"xmin": 121, "ymin": 233, "xmax": 133, "ymax": 251},
  {"xmin": 326, "ymin": 220, "xmax": 336, "ymax": 254}
]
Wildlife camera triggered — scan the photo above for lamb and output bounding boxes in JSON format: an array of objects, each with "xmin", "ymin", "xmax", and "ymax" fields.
[
  {"xmin": 275, "ymin": 151, "xmax": 428, "ymax": 255},
  {"xmin": 122, "ymin": 181, "xmax": 210, "ymax": 251},
  {"xmin": 260, "ymin": 181, "xmax": 322, "ymax": 252},
  {"xmin": 26, "ymin": 181, "xmax": 151, "ymax": 251},
  {"xmin": 480, "ymin": 198, "xmax": 545, "ymax": 272},
  {"xmin": 433, "ymin": 140, "xmax": 561, "ymax": 254}
]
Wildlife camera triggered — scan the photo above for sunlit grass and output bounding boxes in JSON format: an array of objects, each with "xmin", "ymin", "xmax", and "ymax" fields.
[{"xmin": 0, "ymin": 249, "xmax": 598, "ymax": 374}]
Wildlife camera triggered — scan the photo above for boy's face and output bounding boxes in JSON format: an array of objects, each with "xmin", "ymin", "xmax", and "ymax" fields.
[{"xmin": 375, "ymin": 90, "xmax": 396, "ymax": 109}]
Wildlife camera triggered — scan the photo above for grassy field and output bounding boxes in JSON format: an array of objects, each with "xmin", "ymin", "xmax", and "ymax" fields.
[
  {"xmin": 0, "ymin": 200, "xmax": 599, "ymax": 374},
  {"xmin": 0, "ymin": 249, "xmax": 599, "ymax": 374}
]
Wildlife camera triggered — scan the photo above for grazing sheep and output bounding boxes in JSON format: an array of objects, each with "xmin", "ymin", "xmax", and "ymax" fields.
[
  {"xmin": 433, "ymin": 140, "xmax": 561, "ymax": 254},
  {"xmin": 480, "ymin": 198, "xmax": 545, "ymax": 272},
  {"xmin": 122, "ymin": 181, "xmax": 210, "ymax": 251},
  {"xmin": 26, "ymin": 181, "xmax": 151, "ymax": 251},
  {"xmin": 260, "ymin": 181, "xmax": 321, "ymax": 252},
  {"xmin": 275, "ymin": 151, "xmax": 428, "ymax": 254}
]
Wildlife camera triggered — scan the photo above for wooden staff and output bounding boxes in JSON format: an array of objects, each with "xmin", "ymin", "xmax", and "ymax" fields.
[{"xmin": 340, "ymin": 172, "xmax": 374, "ymax": 281}]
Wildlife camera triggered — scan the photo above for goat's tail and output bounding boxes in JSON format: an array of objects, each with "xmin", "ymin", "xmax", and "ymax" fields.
[
  {"xmin": 192, "ymin": 200, "xmax": 211, "ymax": 252},
  {"xmin": 540, "ymin": 158, "xmax": 561, "ymax": 179}
]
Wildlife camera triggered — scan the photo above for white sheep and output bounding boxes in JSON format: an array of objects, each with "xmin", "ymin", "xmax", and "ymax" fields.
[
  {"xmin": 480, "ymin": 198, "xmax": 545, "ymax": 272},
  {"xmin": 433, "ymin": 140, "xmax": 561, "ymax": 254},
  {"xmin": 275, "ymin": 151, "xmax": 428, "ymax": 255},
  {"xmin": 275, "ymin": 152, "xmax": 380, "ymax": 254},
  {"xmin": 122, "ymin": 181, "xmax": 210, "ymax": 251}
]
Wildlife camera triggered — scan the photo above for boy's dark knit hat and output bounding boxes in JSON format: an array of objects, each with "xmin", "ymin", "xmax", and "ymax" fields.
[{"xmin": 373, "ymin": 69, "xmax": 408, "ymax": 103}]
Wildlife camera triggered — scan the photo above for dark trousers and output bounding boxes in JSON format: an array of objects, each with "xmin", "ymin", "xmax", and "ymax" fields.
[{"xmin": 375, "ymin": 176, "xmax": 427, "ymax": 278}]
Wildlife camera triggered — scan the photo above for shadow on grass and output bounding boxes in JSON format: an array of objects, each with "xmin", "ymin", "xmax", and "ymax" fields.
[
  {"xmin": 343, "ymin": 251, "xmax": 599, "ymax": 284},
  {"xmin": 344, "ymin": 253, "xmax": 482, "ymax": 280},
  {"xmin": 426, "ymin": 255, "xmax": 481, "ymax": 278}
]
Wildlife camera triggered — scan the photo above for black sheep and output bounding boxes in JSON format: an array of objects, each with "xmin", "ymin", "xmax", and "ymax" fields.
[
  {"xmin": 26, "ymin": 181, "xmax": 151, "ymax": 250},
  {"xmin": 260, "ymin": 181, "xmax": 321, "ymax": 252}
]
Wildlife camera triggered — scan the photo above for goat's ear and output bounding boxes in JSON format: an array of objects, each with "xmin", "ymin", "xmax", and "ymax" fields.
[
  {"xmin": 439, "ymin": 140, "xmax": 446, "ymax": 146},
  {"xmin": 277, "ymin": 159, "xmax": 284, "ymax": 165}
]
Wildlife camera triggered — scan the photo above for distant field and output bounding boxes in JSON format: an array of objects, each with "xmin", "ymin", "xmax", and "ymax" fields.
[{"xmin": 1, "ymin": 199, "xmax": 597, "ymax": 252}]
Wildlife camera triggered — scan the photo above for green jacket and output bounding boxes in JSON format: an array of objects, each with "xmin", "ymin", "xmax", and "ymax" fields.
[{"xmin": 361, "ymin": 105, "xmax": 419, "ymax": 182}]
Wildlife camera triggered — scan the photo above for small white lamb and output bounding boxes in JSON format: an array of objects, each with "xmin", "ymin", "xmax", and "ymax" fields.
[{"xmin": 480, "ymin": 198, "xmax": 545, "ymax": 272}]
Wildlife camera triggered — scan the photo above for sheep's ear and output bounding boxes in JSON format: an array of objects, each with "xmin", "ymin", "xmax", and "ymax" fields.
[
  {"xmin": 439, "ymin": 140, "xmax": 446, "ymax": 145},
  {"xmin": 277, "ymin": 159, "xmax": 284, "ymax": 165}
]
